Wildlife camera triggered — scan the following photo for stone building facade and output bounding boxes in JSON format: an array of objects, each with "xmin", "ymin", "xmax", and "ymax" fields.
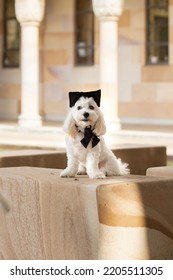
[{"xmin": 0, "ymin": 0, "xmax": 173, "ymax": 128}]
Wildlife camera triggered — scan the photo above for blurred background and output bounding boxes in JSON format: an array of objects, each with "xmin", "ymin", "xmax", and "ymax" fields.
[{"xmin": 0, "ymin": 0, "xmax": 173, "ymax": 163}]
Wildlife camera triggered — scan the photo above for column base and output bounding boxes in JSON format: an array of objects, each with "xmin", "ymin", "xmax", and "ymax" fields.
[{"xmin": 18, "ymin": 115, "xmax": 42, "ymax": 129}]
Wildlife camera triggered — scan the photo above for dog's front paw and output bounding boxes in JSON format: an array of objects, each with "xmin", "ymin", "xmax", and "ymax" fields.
[
  {"xmin": 77, "ymin": 171, "xmax": 87, "ymax": 175},
  {"xmin": 89, "ymin": 171, "xmax": 106, "ymax": 179},
  {"xmin": 77, "ymin": 166, "xmax": 87, "ymax": 175},
  {"xmin": 60, "ymin": 169, "xmax": 76, "ymax": 178}
]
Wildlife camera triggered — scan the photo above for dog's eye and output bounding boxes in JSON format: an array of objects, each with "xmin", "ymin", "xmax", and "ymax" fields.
[
  {"xmin": 77, "ymin": 106, "xmax": 82, "ymax": 110},
  {"xmin": 89, "ymin": 105, "xmax": 94, "ymax": 110}
]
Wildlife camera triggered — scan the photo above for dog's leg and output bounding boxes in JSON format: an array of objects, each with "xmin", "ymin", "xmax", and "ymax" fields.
[
  {"xmin": 60, "ymin": 154, "xmax": 78, "ymax": 178},
  {"xmin": 86, "ymin": 150, "xmax": 105, "ymax": 179},
  {"xmin": 77, "ymin": 163, "xmax": 87, "ymax": 175}
]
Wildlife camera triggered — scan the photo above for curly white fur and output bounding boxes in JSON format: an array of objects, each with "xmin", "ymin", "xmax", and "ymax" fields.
[{"xmin": 60, "ymin": 97, "xmax": 129, "ymax": 179}]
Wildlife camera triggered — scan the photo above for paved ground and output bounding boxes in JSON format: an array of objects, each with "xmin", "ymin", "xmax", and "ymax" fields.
[{"xmin": 0, "ymin": 121, "xmax": 173, "ymax": 157}]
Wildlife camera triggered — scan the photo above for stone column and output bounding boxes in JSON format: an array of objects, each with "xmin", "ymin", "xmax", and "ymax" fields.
[
  {"xmin": 15, "ymin": 0, "xmax": 45, "ymax": 128},
  {"xmin": 92, "ymin": 0, "xmax": 124, "ymax": 131}
]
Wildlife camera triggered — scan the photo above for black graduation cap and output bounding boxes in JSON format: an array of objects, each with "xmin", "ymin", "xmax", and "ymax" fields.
[{"xmin": 69, "ymin": 89, "xmax": 101, "ymax": 107}]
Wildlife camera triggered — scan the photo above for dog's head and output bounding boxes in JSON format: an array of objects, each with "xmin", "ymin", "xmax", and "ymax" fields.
[{"xmin": 63, "ymin": 96, "xmax": 106, "ymax": 136}]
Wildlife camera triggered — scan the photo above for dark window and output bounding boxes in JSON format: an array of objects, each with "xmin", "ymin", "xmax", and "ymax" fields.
[
  {"xmin": 146, "ymin": 0, "xmax": 168, "ymax": 65},
  {"xmin": 75, "ymin": 0, "xmax": 94, "ymax": 66},
  {"xmin": 3, "ymin": 0, "xmax": 20, "ymax": 68}
]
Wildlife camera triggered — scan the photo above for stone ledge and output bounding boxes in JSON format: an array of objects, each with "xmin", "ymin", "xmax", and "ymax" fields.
[
  {"xmin": 0, "ymin": 144, "xmax": 167, "ymax": 175},
  {"xmin": 0, "ymin": 167, "xmax": 173, "ymax": 260},
  {"xmin": 0, "ymin": 149, "xmax": 66, "ymax": 169},
  {"xmin": 147, "ymin": 166, "xmax": 173, "ymax": 177},
  {"xmin": 112, "ymin": 145, "xmax": 166, "ymax": 175}
]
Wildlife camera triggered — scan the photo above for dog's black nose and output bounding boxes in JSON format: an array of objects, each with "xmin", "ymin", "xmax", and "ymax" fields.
[{"xmin": 83, "ymin": 112, "xmax": 89, "ymax": 119}]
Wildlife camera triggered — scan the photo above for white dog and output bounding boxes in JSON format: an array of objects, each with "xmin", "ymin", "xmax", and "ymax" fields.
[{"xmin": 60, "ymin": 93, "xmax": 129, "ymax": 179}]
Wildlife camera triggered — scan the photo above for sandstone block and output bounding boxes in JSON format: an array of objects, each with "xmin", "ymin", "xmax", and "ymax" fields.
[
  {"xmin": 147, "ymin": 166, "xmax": 173, "ymax": 177},
  {"xmin": 0, "ymin": 167, "xmax": 173, "ymax": 260}
]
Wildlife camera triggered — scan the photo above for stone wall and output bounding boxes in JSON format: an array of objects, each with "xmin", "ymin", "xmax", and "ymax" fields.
[
  {"xmin": 1, "ymin": 0, "xmax": 173, "ymax": 124},
  {"xmin": 119, "ymin": 0, "xmax": 173, "ymax": 125},
  {"xmin": 41, "ymin": 0, "xmax": 100, "ymax": 120},
  {"xmin": 0, "ymin": 0, "xmax": 100, "ymax": 122}
]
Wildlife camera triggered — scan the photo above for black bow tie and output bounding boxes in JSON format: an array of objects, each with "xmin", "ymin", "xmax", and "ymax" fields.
[{"xmin": 80, "ymin": 127, "xmax": 100, "ymax": 148}]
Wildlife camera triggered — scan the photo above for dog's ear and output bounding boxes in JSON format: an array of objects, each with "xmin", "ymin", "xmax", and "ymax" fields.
[
  {"xmin": 63, "ymin": 111, "xmax": 76, "ymax": 135},
  {"xmin": 93, "ymin": 111, "xmax": 106, "ymax": 136}
]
